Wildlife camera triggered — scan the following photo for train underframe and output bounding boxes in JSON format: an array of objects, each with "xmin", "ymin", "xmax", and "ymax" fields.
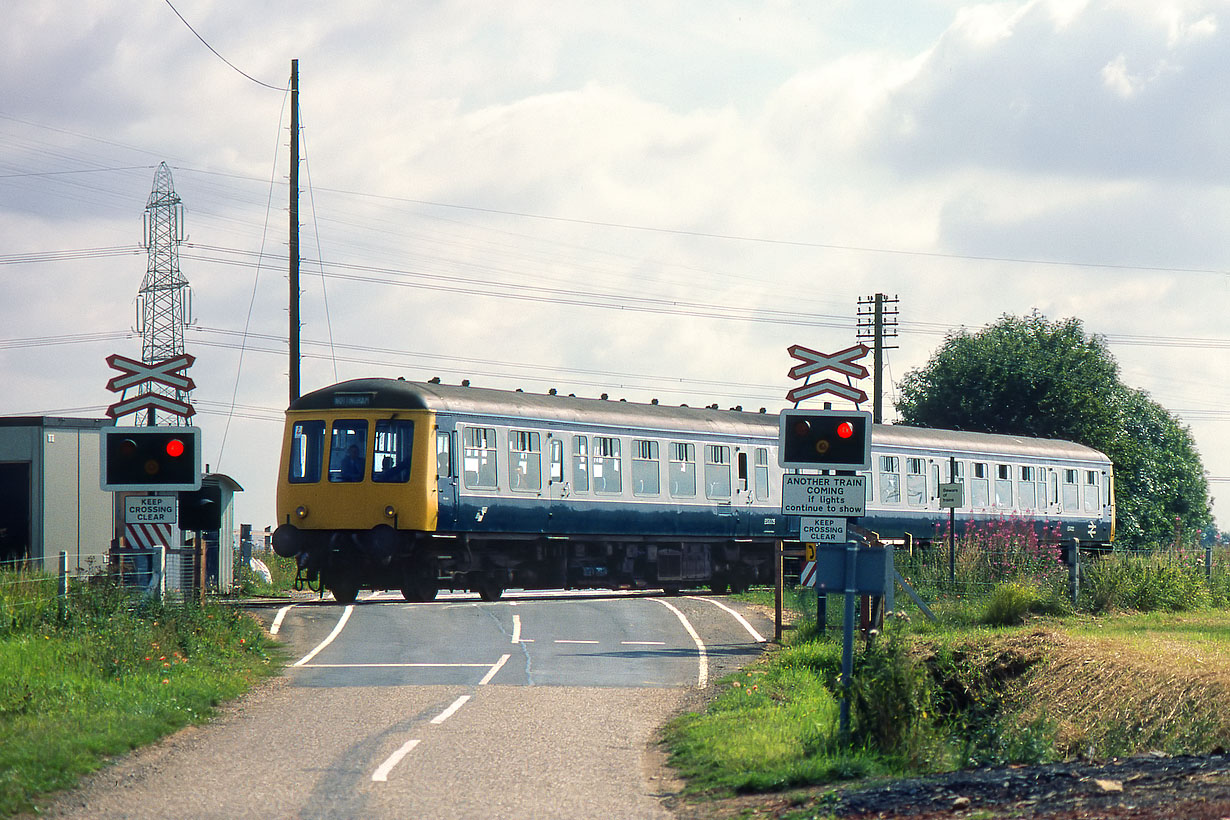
[{"xmin": 271, "ymin": 524, "xmax": 775, "ymax": 605}]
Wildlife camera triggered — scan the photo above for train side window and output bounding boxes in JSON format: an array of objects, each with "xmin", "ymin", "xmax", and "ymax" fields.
[
  {"xmin": 572, "ymin": 436, "xmax": 590, "ymax": 493},
  {"xmin": 994, "ymin": 464, "xmax": 1013, "ymax": 507},
  {"xmin": 948, "ymin": 461, "xmax": 966, "ymax": 504},
  {"xmin": 435, "ymin": 430, "xmax": 452, "ymax": 478},
  {"xmin": 462, "ymin": 426, "xmax": 498, "ymax": 489},
  {"xmin": 705, "ymin": 445, "xmax": 731, "ymax": 499},
  {"xmin": 879, "ymin": 455, "xmax": 900, "ymax": 504},
  {"xmin": 1049, "ymin": 470, "xmax": 1059, "ymax": 505},
  {"xmin": 737, "ymin": 451, "xmax": 749, "ymax": 493},
  {"xmin": 373, "ymin": 419, "xmax": 414, "ymax": 483},
  {"xmin": 508, "ymin": 430, "xmax": 541, "ymax": 493},
  {"xmin": 632, "ymin": 439, "xmax": 661, "ymax": 496},
  {"xmin": 1062, "ymin": 469, "xmax": 1079, "ymax": 510},
  {"xmin": 328, "ymin": 420, "xmax": 368, "ymax": 483},
  {"xmin": 754, "ymin": 448, "xmax": 770, "ymax": 501},
  {"xmin": 1083, "ymin": 470, "xmax": 1100, "ymax": 512},
  {"xmin": 549, "ymin": 438, "xmax": 563, "ymax": 484},
  {"xmin": 592, "ymin": 436, "xmax": 622, "ymax": 494},
  {"xmin": 669, "ymin": 442, "xmax": 697, "ymax": 497},
  {"xmin": 971, "ymin": 462, "xmax": 989, "ymax": 507},
  {"xmin": 1018, "ymin": 466, "xmax": 1036, "ymax": 509},
  {"xmin": 905, "ymin": 458, "xmax": 926, "ymax": 507},
  {"xmin": 289, "ymin": 420, "xmax": 325, "ymax": 483}
]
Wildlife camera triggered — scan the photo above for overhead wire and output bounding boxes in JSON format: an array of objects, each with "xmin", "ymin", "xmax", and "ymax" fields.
[{"xmin": 161, "ymin": 0, "xmax": 285, "ymax": 92}]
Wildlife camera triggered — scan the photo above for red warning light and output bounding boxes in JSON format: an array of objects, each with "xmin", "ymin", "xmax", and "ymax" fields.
[
  {"xmin": 165, "ymin": 438, "xmax": 185, "ymax": 458},
  {"xmin": 836, "ymin": 421, "xmax": 855, "ymax": 439}
]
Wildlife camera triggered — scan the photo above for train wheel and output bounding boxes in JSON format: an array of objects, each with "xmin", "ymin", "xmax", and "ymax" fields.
[
  {"xmin": 477, "ymin": 578, "xmax": 504, "ymax": 602},
  {"xmin": 328, "ymin": 577, "xmax": 359, "ymax": 605},
  {"xmin": 709, "ymin": 580, "xmax": 730, "ymax": 594},
  {"xmin": 401, "ymin": 578, "xmax": 438, "ymax": 603}
]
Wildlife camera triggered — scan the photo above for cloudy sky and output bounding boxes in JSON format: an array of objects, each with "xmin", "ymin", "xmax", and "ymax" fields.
[{"xmin": 2, "ymin": 0, "xmax": 1227, "ymax": 533}]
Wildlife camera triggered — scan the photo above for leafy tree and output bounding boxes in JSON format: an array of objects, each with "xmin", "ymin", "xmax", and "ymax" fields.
[{"xmin": 896, "ymin": 312, "xmax": 1211, "ymax": 547}]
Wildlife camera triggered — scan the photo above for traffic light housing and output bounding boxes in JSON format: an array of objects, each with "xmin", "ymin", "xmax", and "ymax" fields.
[
  {"xmin": 777, "ymin": 409, "xmax": 872, "ymax": 470},
  {"xmin": 178, "ymin": 484, "xmax": 222, "ymax": 531},
  {"xmin": 101, "ymin": 427, "xmax": 202, "ymax": 491}
]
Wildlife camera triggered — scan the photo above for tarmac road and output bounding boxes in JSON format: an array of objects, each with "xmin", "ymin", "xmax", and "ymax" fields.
[{"xmin": 39, "ymin": 589, "xmax": 773, "ymax": 820}]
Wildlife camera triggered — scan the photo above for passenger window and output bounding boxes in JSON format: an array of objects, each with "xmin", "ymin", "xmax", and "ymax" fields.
[
  {"xmin": 462, "ymin": 426, "xmax": 498, "ymax": 489},
  {"xmin": 754, "ymin": 448, "xmax": 770, "ymax": 501},
  {"xmin": 1084, "ymin": 471, "xmax": 1100, "ymax": 512},
  {"xmin": 509, "ymin": 430, "xmax": 541, "ymax": 493},
  {"xmin": 879, "ymin": 455, "xmax": 900, "ymax": 504},
  {"xmin": 572, "ymin": 436, "xmax": 590, "ymax": 493},
  {"xmin": 971, "ymin": 462, "xmax": 989, "ymax": 507},
  {"xmin": 669, "ymin": 442, "xmax": 697, "ymax": 497},
  {"xmin": 592, "ymin": 436, "xmax": 622, "ymax": 494},
  {"xmin": 289, "ymin": 420, "xmax": 325, "ymax": 483},
  {"xmin": 1063, "ymin": 469, "xmax": 1079, "ymax": 510},
  {"xmin": 1017, "ymin": 466, "xmax": 1036, "ymax": 509},
  {"xmin": 328, "ymin": 420, "xmax": 368, "ymax": 483},
  {"xmin": 905, "ymin": 457, "xmax": 926, "ymax": 508},
  {"xmin": 705, "ymin": 445, "xmax": 731, "ymax": 499},
  {"xmin": 632, "ymin": 440, "xmax": 660, "ymax": 496},
  {"xmin": 994, "ymin": 464, "xmax": 1013, "ymax": 507}
]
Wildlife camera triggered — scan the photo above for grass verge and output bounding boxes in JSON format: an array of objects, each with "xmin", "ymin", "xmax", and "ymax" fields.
[{"xmin": 0, "ymin": 574, "xmax": 282, "ymax": 817}]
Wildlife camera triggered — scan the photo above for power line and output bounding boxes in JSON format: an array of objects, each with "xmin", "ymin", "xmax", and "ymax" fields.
[{"xmin": 161, "ymin": 0, "xmax": 284, "ymax": 92}]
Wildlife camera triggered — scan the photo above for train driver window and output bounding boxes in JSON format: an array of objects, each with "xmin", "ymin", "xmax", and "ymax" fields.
[
  {"xmin": 1062, "ymin": 469, "xmax": 1079, "ymax": 511},
  {"xmin": 971, "ymin": 462, "xmax": 989, "ymax": 507},
  {"xmin": 669, "ymin": 442, "xmax": 697, "ymax": 497},
  {"xmin": 905, "ymin": 458, "xmax": 926, "ymax": 507},
  {"xmin": 373, "ymin": 419, "xmax": 414, "ymax": 483},
  {"xmin": 436, "ymin": 430, "xmax": 452, "ymax": 478},
  {"xmin": 328, "ymin": 421, "xmax": 368, "ymax": 483},
  {"xmin": 592, "ymin": 436, "xmax": 622, "ymax": 494},
  {"xmin": 572, "ymin": 436, "xmax": 590, "ymax": 493},
  {"xmin": 289, "ymin": 420, "xmax": 325, "ymax": 483},
  {"xmin": 705, "ymin": 445, "xmax": 731, "ymax": 499},
  {"xmin": 754, "ymin": 448, "xmax": 770, "ymax": 501},
  {"xmin": 462, "ymin": 426, "xmax": 498, "ymax": 489},
  {"xmin": 995, "ymin": 464, "xmax": 1013, "ymax": 507},
  {"xmin": 1083, "ymin": 470, "xmax": 1100, "ymax": 512},
  {"xmin": 1017, "ymin": 466, "xmax": 1036, "ymax": 510},
  {"xmin": 879, "ymin": 456, "xmax": 900, "ymax": 504},
  {"xmin": 509, "ymin": 430, "xmax": 541, "ymax": 493},
  {"xmin": 632, "ymin": 440, "xmax": 660, "ymax": 496}
]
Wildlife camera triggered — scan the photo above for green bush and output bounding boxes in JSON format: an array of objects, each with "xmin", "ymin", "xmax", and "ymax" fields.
[{"xmin": 1081, "ymin": 550, "xmax": 1211, "ymax": 613}]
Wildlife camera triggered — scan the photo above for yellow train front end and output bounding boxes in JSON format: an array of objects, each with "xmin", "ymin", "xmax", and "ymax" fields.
[{"xmin": 271, "ymin": 402, "xmax": 439, "ymax": 603}]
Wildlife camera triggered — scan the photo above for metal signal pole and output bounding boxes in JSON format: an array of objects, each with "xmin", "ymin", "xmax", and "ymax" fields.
[
  {"xmin": 856, "ymin": 293, "xmax": 899, "ymax": 424},
  {"xmin": 289, "ymin": 58, "xmax": 301, "ymax": 406}
]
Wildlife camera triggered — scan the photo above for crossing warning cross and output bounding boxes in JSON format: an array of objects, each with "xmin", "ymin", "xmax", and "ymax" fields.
[
  {"xmin": 104, "ymin": 353, "xmax": 196, "ymax": 420},
  {"xmin": 785, "ymin": 343, "xmax": 869, "ymax": 405}
]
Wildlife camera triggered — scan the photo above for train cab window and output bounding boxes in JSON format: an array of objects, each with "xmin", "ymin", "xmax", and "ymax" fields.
[
  {"xmin": 879, "ymin": 455, "xmax": 900, "ymax": 504},
  {"xmin": 905, "ymin": 458, "xmax": 926, "ymax": 508},
  {"xmin": 705, "ymin": 445, "xmax": 731, "ymax": 499},
  {"xmin": 1062, "ymin": 469, "xmax": 1079, "ymax": 511},
  {"xmin": 632, "ymin": 440, "xmax": 661, "ymax": 496},
  {"xmin": 549, "ymin": 438, "xmax": 564, "ymax": 484},
  {"xmin": 1018, "ymin": 466, "xmax": 1036, "ymax": 509},
  {"xmin": 971, "ymin": 462, "xmax": 989, "ymax": 507},
  {"xmin": 462, "ymin": 426, "xmax": 498, "ymax": 489},
  {"xmin": 373, "ymin": 419, "xmax": 414, "ymax": 483},
  {"xmin": 592, "ymin": 436, "xmax": 622, "ymax": 494},
  {"xmin": 669, "ymin": 442, "xmax": 697, "ymax": 497},
  {"xmin": 508, "ymin": 430, "xmax": 542, "ymax": 493},
  {"xmin": 994, "ymin": 464, "xmax": 1013, "ymax": 507},
  {"xmin": 288, "ymin": 420, "xmax": 325, "ymax": 483},
  {"xmin": 754, "ymin": 448, "xmax": 770, "ymax": 501},
  {"xmin": 328, "ymin": 421, "xmax": 368, "ymax": 483},
  {"xmin": 1083, "ymin": 470, "xmax": 1101, "ymax": 512},
  {"xmin": 436, "ymin": 430, "xmax": 452, "ymax": 478},
  {"xmin": 572, "ymin": 436, "xmax": 590, "ymax": 493}
]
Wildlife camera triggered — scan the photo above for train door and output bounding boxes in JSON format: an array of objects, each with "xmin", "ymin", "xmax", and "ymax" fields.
[
  {"xmin": 546, "ymin": 434, "xmax": 567, "ymax": 503},
  {"xmin": 733, "ymin": 448, "xmax": 752, "ymax": 535},
  {"xmin": 435, "ymin": 429, "xmax": 458, "ymax": 528}
]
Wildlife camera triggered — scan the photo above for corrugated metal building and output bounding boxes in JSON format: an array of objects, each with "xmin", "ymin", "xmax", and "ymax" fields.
[{"xmin": 0, "ymin": 417, "xmax": 115, "ymax": 572}]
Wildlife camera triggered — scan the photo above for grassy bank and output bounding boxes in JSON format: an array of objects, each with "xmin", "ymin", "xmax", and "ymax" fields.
[{"xmin": 0, "ymin": 571, "xmax": 281, "ymax": 817}]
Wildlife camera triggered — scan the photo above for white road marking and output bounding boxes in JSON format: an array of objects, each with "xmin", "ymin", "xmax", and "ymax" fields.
[
  {"xmin": 430, "ymin": 695, "xmax": 471, "ymax": 724},
  {"xmin": 479, "ymin": 653, "xmax": 511, "ymax": 685},
  {"xmin": 269, "ymin": 604, "xmax": 294, "ymax": 635},
  {"xmin": 651, "ymin": 598, "xmax": 708, "ymax": 688},
  {"xmin": 621, "ymin": 641, "xmax": 666, "ymax": 645},
  {"xmin": 371, "ymin": 739, "xmax": 420, "ymax": 782},
  {"xmin": 511, "ymin": 613, "xmax": 521, "ymax": 643},
  {"xmin": 292, "ymin": 604, "xmax": 353, "ymax": 667},
  {"xmin": 296, "ymin": 662, "xmax": 491, "ymax": 669},
  {"xmin": 554, "ymin": 639, "xmax": 599, "ymax": 644},
  {"xmin": 686, "ymin": 596, "xmax": 767, "ymax": 643}
]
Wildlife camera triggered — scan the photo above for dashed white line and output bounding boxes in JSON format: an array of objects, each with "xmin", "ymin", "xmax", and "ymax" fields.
[
  {"xmin": 686, "ymin": 596, "xmax": 767, "ymax": 643},
  {"xmin": 371, "ymin": 739, "xmax": 420, "ymax": 782},
  {"xmin": 296, "ymin": 662, "xmax": 490, "ymax": 669},
  {"xmin": 511, "ymin": 613, "xmax": 522, "ymax": 643},
  {"xmin": 651, "ymin": 598, "xmax": 708, "ymax": 687},
  {"xmin": 621, "ymin": 640, "xmax": 667, "ymax": 645},
  {"xmin": 479, "ymin": 653, "xmax": 511, "ymax": 685},
  {"xmin": 292, "ymin": 604, "xmax": 353, "ymax": 667},
  {"xmin": 554, "ymin": 639, "xmax": 599, "ymax": 644},
  {"xmin": 430, "ymin": 695, "xmax": 471, "ymax": 724},
  {"xmin": 269, "ymin": 604, "xmax": 294, "ymax": 635}
]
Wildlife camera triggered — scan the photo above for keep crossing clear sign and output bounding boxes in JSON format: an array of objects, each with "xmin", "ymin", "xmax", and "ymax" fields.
[{"xmin": 124, "ymin": 495, "xmax": 177, "ymax": 524}]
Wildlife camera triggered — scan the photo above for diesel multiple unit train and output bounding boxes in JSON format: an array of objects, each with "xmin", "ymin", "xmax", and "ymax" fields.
[{"xmin": 271, "ymin": 378, "xmax": 1115, "ymax": 604}]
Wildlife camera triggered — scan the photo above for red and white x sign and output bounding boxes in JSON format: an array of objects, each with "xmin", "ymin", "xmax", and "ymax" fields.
[
  {"xmin": 105, "ymin": 353, "xmax": 196, "ymax": 393},
  {"xmin": 786, "ymin": 343, "xmax": 869, "ymax": 381}
]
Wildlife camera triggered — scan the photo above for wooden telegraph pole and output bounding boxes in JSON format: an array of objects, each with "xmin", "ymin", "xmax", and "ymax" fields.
[{"xmin": 288, "ymin": 58, "xmax": 301, "ymax": 405}]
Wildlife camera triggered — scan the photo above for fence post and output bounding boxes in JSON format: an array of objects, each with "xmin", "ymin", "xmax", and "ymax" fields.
[
  {"xmin": 58, "ymin": 551, "xmax": 68, "ymax": 619},
  {"xmin": 156, "ymin": 544, "xmax": 166, "ymax": 602},
  {"xmin": 1069, "ymin": 538, "xmax": 1080, "ymax": 606},
  {"xmin": 1207, "ymin": 543, "xmax": 1213, "ymax": 580}
]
